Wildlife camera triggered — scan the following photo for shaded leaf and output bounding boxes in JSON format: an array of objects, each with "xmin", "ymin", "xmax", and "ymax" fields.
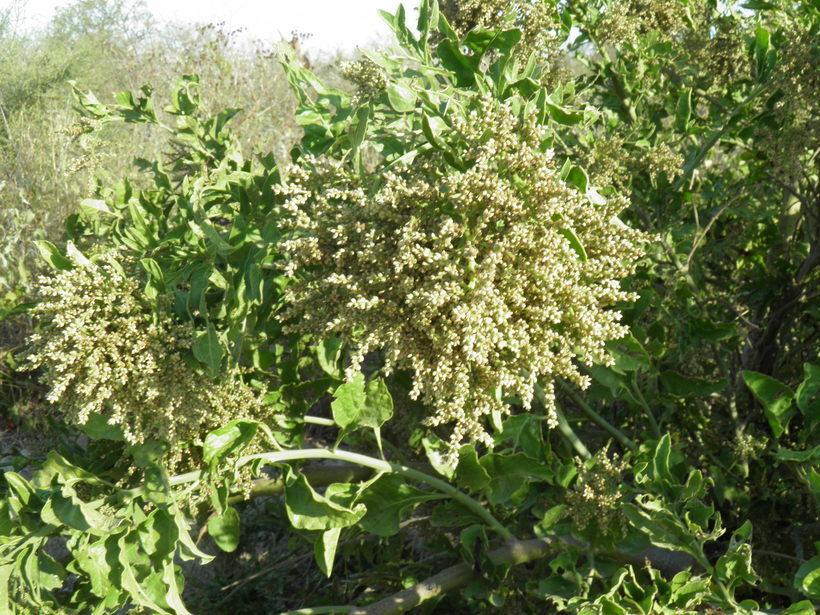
[
  {"xmin": 742, "ymin": 371, "xmax": 795, "ymax": 438},
  {"xmin": 284, "ymin": 469, "xmax": 366, "ymax": 530},
  {"xmin": 314, "ymin": 527, "xmax": 342, "ymax": 577},
  {"xmin": 207, "ymin": 506, "xmax": 241, "ymax": 553},
  {"xmin": 356, "ymin": 473, "xmax": 442, "ymax": 536}
]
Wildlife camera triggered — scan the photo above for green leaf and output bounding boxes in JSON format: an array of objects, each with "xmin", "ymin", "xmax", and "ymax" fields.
[
  {"xmin": 542, "ymin": 100, "xmax": 585, "ymax": 125},
  {"xmin": 478, "ymin": 453, "xmax": 554, "ymax": 504},
  {"xmin": 202, "ymin": 420, "xmax": 258, "ymax": 465},
  {"xmin": 284, "ymin": 469, "xmax": 366, "ymax": 531},
  {"xmin": 130, "ymin": 441, "xmax": 168, "ymax": 468},
  {"xmin": 565, "ymin": 166, "xmax": 588, "ymax": 192},
  {"xmin": 316, "ymin": 336, "xmax": 344, "ymax": 380},
  {"xmin": 207, "ymin": 506, "xmax": 241, "ymax": 553},
  {"xmin": 436, "ymin": 39, "xmax": 479, "ymax": 86},
  {"xmin": 459, "ymin": 524, "xmax": 489, "ymax": 565},
  {"xmin": 362, "ymin": 377, "xmax": 394, "ymax": 428},
  {"xmin": 560, "ymin": 227, "xmax": 588, "ymax": 262},
  {"xmin": 166, "ymin": 75, "xmax": 200, "ymax": 115},
  {"xmin": 41, "ymin": 494, "xmax": 91, "ymax": 531},
  {"xmin": 622, "ymin": 501, "xmax": 703, "ymax": 559},
  {"xmin": 386, "ymin": 83, "xmax": 416, "ymax": 112},
  {"xmin": 535, "ymin": 504, "xmax": 568, "ymax": 534},
  {"xmin": 421, "ymin": 113, "xmax": 446, "ymax": 150},
  {"xmin": 4, "ymin": 472, "xmax": 38, "ymax": 507},
  {"xmin": 754, "ymin": 26, "xmax": 772, "ymax": 79},
  {"xmin": 781, "ymin": 601, "xmax": 819, "ymax": 615},
  {"xmin": 422, "ymin": 434, "xmax": 457, "ymax": 479},
  {"xmin": 192, "ymin": 323, "xmax": 224, "ymax": 376},
  {"xmin": 436, "ymin": 8, "xmax": 459, "ymax": 41},
  {"xmin": 660, "ymin": 371, "xmax": 727, "ymax": 398},
  {"xmin": 33, "ymin": 451, "xmax": 108, "ymax": 489},
  {"xmin": 795, "ymin": 363, "xmax": 820, "ymax": 423},
  {"xmin": 794, "ymin": 556, "xmax": 820, "ymax": 600},
  {"xmin": 314, "ymin": 527, "xmax": 342, "ymax": 577},
  {"xmin": 462, "ymin": 28, "xmax": 522, "ymax": 57},
  {"xmin": 78, "ymin": 412, "xmax": 125, "ymax": 441},
  {"xmin": 117, "ymin": 533, "xmax": 170, "ymax": 614},
  {"xmin": 331, "ymin": 374, "xmax": 394, "ymax": 431},
  {"xmin": 675, "ymin": 88, "xmax": 692, "ymax": 132},
  {"xmin": 79, "ymin": 198, "xmax": 118, "ymax": 217},
  {"xmin": 138, "ymin": 509, "xmax": 179, "ymax": 561},
  {"xmin": 74, "ymin": 538, "xmax": 117, "ymax": 600},
  {"xmin": 140, "ymin": 258, "xmax": 165, "ymax": 287},
  {"xmin": 773, "ymin": 446, "xmax": 820, "ymax": 463},
  {"xmin": 331, "ymin": 374, "xmax": 366, "ymax": 428},
  {"xmin": 652, "ymin": 434, "xmax": 673, "ymax": 485},
  {"xmin": 72, "ymin": 84, "xmax": 109, "ymax": 117},
  {"xmin": 456, "ymin": 444, "xmax": 491, "ymax": 492},
  {"xmin": 41, "ymin": 489, "xmax": 112, "ymax": 534},
  {"xmin": 161, "ymin": 560, "xmax": 193, "ymax": 615},
  {"xmin": 35, "ymin": 240, "xmax": 72, "ymax": 270},
  {"xmin": 356, "ymin": 473, "xmax": 442, "ymax": 537},
  {"xmin": 714, "ymin": 521, "xmax": 758, "ymax": 590},
  {"xmin": 742, "ymin": 371, "xmax": 795, "ymax": 438},
  {"xmin": 349, "ymin": 105, "xmax": 370, "ymax": 170}
]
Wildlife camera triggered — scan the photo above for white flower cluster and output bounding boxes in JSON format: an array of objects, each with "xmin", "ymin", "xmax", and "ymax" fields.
[
  {"xmin": 24, "ymin": 252, "xmax": 266, "ymax": 466},
  {"xmin": 278, "ymin": 99, "xmax": 648, "ymax": 449}
]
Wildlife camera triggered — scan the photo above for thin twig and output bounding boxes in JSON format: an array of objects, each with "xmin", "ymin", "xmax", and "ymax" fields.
[
  {"xmin": 753, "ymin": 549, "xmax": 804, "ymax": 563},
  {"xmin": 555, "ymin": 379, "xmax": 637, "ymax": 452},
  {"xmin": 685, "ymin": 199, "xmax": 734, "ymax": 272}
]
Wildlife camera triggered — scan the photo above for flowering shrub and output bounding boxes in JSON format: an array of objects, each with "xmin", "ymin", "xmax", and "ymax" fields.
[{"xmin": 1, "ymin": 1, "xmax": 818, "ymax": 614}]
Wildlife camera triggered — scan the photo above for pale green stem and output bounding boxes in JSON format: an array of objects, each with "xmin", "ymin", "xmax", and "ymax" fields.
[
  {"xmin": 555, "ymin": 404, "xmax": 592, "ymax": 460},
  {"xmin": 629, "ymin": 376, "xmax": 661, "ymax": 439},
  {"xmin": 303, "ymin": 415, "xmax": 336, "ymax": 427},
  {"xmin": 533, "ymin": 382, "xmax": 591, "ymax": 459},
  {"xmin": 555, "ymin": 379, "xmax": 637, "ymax": 452},
  {"xmin": 169, "ymin": 448, "xmax": 514, "ymax": 541}
]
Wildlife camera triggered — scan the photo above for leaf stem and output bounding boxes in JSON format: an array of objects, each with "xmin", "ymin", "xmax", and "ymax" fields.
[
  {"xmin": 630, "ymin": 376, "xmax": 661, "ymax": 439},
  {"xmin": 303, "ymin": 415, "xmax": 336, "ymax": 427},
  {"xmin": 170, "ymin": 448, "xmax": 514, "ymax": 541},
  {"xmin": 553, "ymin": 403, "xmax": 592, "ymax": 460},
  {"xmin": 555, "ymin": 379, "xmax": 637, "ymax": 452},
  {"xmin": 531, "ymin": 381, "xmax": 590, "ymax": 459}
]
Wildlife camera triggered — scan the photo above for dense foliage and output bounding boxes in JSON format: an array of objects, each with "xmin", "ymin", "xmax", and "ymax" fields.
[{"xmin": 1, "ymin": 1, "xmax": 818, "ymax": 614}]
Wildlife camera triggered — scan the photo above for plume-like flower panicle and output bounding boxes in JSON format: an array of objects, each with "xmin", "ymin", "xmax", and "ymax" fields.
[{"xmin": 278, "ymin": 100, "xmax": 649, "ymax": 449}]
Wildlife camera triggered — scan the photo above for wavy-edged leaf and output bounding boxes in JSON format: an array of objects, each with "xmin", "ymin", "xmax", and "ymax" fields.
[{"xmin": 284, "ymin": 468, "xmax": 366, "ymax": 531}]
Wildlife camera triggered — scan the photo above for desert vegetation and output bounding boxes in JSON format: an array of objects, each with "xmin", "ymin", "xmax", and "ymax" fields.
[{"xmin": 0, "ymin": 1, "xmax": 818, "ymax": 614}]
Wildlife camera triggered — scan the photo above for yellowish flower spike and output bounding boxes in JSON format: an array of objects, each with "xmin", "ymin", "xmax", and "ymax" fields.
[
  {"xmin": 24, "ymin": 252, "xmax": 267, "ymax": 469},
  {"xmin": 278, "ymin": 100, "xmax": 649, "ymax": 449}
]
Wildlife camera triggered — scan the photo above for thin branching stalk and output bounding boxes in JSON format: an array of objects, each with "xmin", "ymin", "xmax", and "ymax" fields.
[
  {"xmin": 555, "ymin": 379, "xmax": 637, "ymax": 451},
  {"xmin": 169, "ymin": 448, "xmax": 514, "ymax": 541}
]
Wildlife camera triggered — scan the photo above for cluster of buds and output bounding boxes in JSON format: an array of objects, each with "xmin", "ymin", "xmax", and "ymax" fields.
[
  {"xmin": 340, "ymin": 58, "xmax": 387, "ymax": 106},
  {"xmin": 566, "ymin": 447, "xmax": 628, "ymax": 536},
  {"xmin": 278, "ymin": 98, "xmax": 648, "ymax": 449},
  {"xmin": 24, "ymin": 251, "xmax": 268, "ymax": 469}
]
